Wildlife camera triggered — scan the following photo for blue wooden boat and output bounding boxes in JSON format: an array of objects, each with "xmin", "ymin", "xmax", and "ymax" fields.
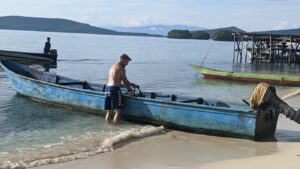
[{"xmin": 0, "ymin": 60, "xmax": 286, "ymax": 140}]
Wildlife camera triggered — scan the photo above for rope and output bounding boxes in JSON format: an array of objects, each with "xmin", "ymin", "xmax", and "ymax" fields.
[{"xmin": 249, "ymin": 83, "xmax": 269, "ymax": 109}]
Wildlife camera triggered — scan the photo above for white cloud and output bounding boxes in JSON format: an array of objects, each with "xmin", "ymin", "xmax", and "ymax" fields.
[
  {"xmin": 149, "ymin": 27, "xmax": 157, "ymax": 30},
  {"xmin": 272, "ymin": 21, "xmax": 292, "ymax": 30},
  {"xmin": 272, "ymin": 20, "xmax": 300, "ymax": 30},
  {"xmin": 121, "ymin": 16, "xmax": 153, "ymax": 27}
]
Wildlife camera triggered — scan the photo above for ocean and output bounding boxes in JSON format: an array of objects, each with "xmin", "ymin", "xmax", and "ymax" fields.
[{"xmin": 0, "ymin": 29, "xmax": 298, "ymax": 168}]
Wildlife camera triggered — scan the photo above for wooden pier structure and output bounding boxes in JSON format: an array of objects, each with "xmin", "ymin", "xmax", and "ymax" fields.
[{"xmin": 233, "ymin": 33, "xmax": 300, "ymax": 64}]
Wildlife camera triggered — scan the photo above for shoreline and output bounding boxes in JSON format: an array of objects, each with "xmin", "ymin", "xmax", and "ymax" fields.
[
  {"xmin": 32, "ymin": 89, "xmax": 300, "ymax": 169},
  {"xmin": 33, "ymin": 130, "xmax": 280, "ymax": 169}
]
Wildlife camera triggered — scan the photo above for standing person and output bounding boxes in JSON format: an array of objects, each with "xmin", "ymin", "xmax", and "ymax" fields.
[
  {"xmin": 44, "ymin": 37, "xmax": 51, "ymax": 54},
  {"xmin": 105, "ymin": 53, "xmax": 139, "ymax": 123}
]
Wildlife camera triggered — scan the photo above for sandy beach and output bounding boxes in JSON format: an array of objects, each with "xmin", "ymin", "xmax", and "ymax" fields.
[{"xmin": 31, "ymin": 89, "xmax": 300, "ymax": 169}]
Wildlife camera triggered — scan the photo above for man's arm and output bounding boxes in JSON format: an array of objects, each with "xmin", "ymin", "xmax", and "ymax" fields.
[{"xmin": 120, "ymin": 68, "xmax": 138, "ymax": 91}]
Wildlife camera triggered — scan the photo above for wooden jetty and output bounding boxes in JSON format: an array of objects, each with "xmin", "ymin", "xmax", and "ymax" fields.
[{"xmin": 233, "ymin": 33, "xmax": 300, "ymax": 64}]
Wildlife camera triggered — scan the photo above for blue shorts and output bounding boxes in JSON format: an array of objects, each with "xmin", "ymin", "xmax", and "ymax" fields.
[{"xmin": 104, "ymin": 86, "xmax": 123, "ymax": 110}]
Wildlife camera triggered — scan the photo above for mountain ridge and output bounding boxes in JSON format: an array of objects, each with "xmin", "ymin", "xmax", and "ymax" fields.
[
  {"xmin": 0, "ymin": 16, "xmax": 299, "ymax": 37},
  {"xmin": 0, "ymin": 16, "xmax": 162, "ymax": 37}
]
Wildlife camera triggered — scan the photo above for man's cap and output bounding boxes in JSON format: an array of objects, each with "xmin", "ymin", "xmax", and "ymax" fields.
[{"xmin": 120, "ymin": 53, "xmax": 132, "ymax": 61}]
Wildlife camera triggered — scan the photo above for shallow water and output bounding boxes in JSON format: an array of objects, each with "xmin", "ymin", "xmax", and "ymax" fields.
[{"xmin": 0, "ymin": 29, "xmax": 299, "ymax": 168}]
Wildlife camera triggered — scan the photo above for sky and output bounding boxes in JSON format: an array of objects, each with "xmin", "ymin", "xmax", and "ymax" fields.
[{"xmin": 1, "ymin": 0, "xmax": 299, "ymax": 31}]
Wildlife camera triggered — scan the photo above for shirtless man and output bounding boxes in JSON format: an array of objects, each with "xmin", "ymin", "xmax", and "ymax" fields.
[{"xmin": 105, "ymin": 54, "xmax": 138, "ymax": 123}]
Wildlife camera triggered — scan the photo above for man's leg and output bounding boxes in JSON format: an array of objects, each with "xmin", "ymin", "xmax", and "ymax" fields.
[
  {"xmin": 113, "ymin": 109, "xmax": 122, "ymax": 123},
  {"xmin": 104, "ymin": 89, "xmax": 112, "ymax": 122},
  {"xmin": 105, "ymin": 110, "xmax": 113, "ymax": 122}
]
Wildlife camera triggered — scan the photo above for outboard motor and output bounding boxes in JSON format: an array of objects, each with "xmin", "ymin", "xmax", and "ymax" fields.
[
  {"xmin": 49, "ymin": 49, "xmax": 58, "ymax": 65},
  {"xmin": 249, "ymin": 83, "xmax": 300, "ymax": 124},
  {"xmin": 50, "ymin": 49, "xmax": 57, "ymax": 55}
]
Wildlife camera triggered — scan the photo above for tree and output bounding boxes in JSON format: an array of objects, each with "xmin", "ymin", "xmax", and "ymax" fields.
[
  {"xmin": 191, "ymin": 31, "xmax": 210, "ymax": 40},
  {"xmin": 212, "ymin": 29, "xmax": 234, "ymax": 41},
  {"xmin": 167, "ymin": 30, "xmax": 193, "ymax": 39}
]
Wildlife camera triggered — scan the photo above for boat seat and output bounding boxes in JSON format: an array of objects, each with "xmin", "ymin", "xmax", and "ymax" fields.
[
  {"xmin": 181, "ymin": 97, "xmax": 204, "ymax": 104},
  {"xmin": 213, "ymin": 101, "xmax": 230, "ymax": 108},
  {"xmin": 150, "ymin": 92, "xmax": 156, "ymax": 99},
  {"xmin": 57, "ymin": 81, "xmax": 95, "ymax": 91},
  {"xmin": 57, "ymin": 81, "xmax": 85, "ymax": 85},
  {"xmin": 149, "ymin": 93, "xmax": 177, "ymax": 101},
  {"xmin": 102, "ymin": 85, "xmax": 107, "ymax": 92},
  {"xmin": 40, "ymin": 72, "xmax": 58, "ymax": 84},
  {"xmin": 23, "ymin": 71, "xmax": 38, "ymax": 80},
  {"xmin": 170, "ymin": 95, "xmax": 177, "ymax": 101}
]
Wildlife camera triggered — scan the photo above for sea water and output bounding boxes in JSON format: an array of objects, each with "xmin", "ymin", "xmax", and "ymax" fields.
[{"xmin": 0, "ymin": 30, "xmax": 299, "ymax": 168}]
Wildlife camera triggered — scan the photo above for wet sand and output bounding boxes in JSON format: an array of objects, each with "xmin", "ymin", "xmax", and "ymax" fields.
[
  {"xmin": 33, "ymin": 131, "xmax": 281, "ymax": 169},
  {"xmin": 33, "ymin": 90, "xmax": 300, "ymax": 169}
]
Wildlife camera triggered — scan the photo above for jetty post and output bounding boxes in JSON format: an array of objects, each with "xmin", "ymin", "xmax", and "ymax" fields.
[{"xmin": 233, "ymin": 33, "xmax": 243, "ymax": 63}]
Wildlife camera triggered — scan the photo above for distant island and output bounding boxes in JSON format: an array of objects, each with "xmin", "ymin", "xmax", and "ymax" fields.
[
  {"xmin": 0, "ymin": 16, "xmax": 163, "ymax": 37},
  {"xmin": 109, "ymin": 25, "xmax": 207, "ymax": 36},
  {"xmin": 167, "ymin": 27, "xmax": 245, "ymax": 41},
  {"xmin": 167, "ymin": 26, "xmax": 300, "ymax": 41},
  {"xmin": 211, "ymin": 29, "xmax": 236, "ymax": 41},
  {"xmin": 167, "ymin": 30, "xmax": 210, "ymax": 40}
]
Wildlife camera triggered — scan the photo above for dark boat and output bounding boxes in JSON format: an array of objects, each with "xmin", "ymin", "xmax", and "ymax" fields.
[
  {"xmin": 1, "ymin": 61, "xmax": 299, "ymax": 140},
  {"xmin": 0, "ymin": 49, "xmax": 57, "ymax": 67}
]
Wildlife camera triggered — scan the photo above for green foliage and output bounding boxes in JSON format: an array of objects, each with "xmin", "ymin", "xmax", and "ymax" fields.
[
  {"xmin": 212, "ymin": 30, "xmax": 234, "ymax": 41},
  {"xmin": 167, "ymin": 30, "xmax": 193, "ymax": 39},
  {"xmin": 168, "ymin": 30, "xmax": 210, "ymax": 40},
  {"xmin": 191, "ymin": 31, "xmax": 210, "ymax": 40}
]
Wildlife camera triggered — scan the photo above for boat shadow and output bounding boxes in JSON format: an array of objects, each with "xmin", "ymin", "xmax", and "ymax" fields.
[{"xmin": 259, "ymin": 129, "xmax": 300, "ymax": 142}]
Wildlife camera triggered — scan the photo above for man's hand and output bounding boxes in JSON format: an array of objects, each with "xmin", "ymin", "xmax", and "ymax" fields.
[
  {"xmin": 127, "ymin": 87, "xmax": 133, "ymax": 93},
  {"xmin": 132, "ymin": 83, "xmax": 139, "ymax": 89}
]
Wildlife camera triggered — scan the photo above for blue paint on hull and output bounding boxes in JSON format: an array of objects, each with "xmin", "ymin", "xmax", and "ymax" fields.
[{"xmin": 1, "ymin": 61, "xmax": 278, "ymax": 140}]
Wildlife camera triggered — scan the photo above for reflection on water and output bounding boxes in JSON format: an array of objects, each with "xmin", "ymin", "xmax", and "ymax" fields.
[{"xmin": 231, "ymin": 62, "xmax": 300, "ymax": 75}]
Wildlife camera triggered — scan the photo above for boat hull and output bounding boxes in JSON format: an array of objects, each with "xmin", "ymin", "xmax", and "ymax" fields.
[
  {"xmin": 0, "ymin": 50, "xmax": 57, "ymax": 66},
  {"xmin": 190, "ymin": 64, "xmax": 300, "ymax": 86},
  {"xmin": 1, "ymin": 61, "xmax": 279, "ymax": 140}
]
